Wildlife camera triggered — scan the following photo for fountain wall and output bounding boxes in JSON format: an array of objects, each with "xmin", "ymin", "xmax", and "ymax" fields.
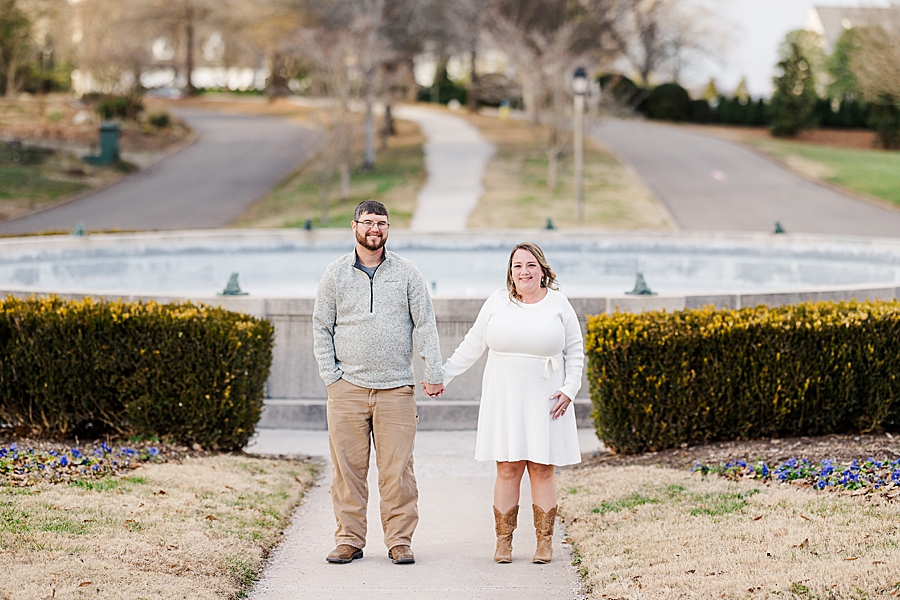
[{"xmin": 1, "ymin": 229, "xmax": 899, "ymax": 430}]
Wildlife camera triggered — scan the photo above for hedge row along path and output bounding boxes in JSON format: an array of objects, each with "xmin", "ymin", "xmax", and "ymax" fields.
[
  {"xmin": 0, "ymin": 107, "xmax": 317, "ymax": 235},
  {"xmin": 592, "ymin": 119, "xmax": 900, "ymax": 237}
]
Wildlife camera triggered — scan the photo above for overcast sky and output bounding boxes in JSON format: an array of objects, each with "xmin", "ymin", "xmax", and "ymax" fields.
[{"xmin": 686, "ymin": 0, "xmax": 893, "ymax": 97}]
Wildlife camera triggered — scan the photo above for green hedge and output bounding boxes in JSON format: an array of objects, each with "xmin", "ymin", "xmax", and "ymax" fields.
[
  {"xmin": 416, "ymin": 79, "xmax": 468, "ymax": 105},
  {"xmin": 0, "ymin": 296, "xmax": 274, "ymax": 450},
  {"xmin": 643, "ymin": 83, "xmax": 691, "ymax": 122},
  {"xmin": 586, "ymin": 301, "xmax": 900, "ymax": 454}
]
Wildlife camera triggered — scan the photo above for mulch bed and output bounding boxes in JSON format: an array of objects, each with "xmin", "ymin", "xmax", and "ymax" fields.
[
  {"xmin": 692, "ymin": 124, "xmax": 878, "ymax": 150},
  {"xmin": 0, "ymin": 435, "xmax": 210, "ymax": 487},
  {"xmin": 577, "ymin": 433, "xmax": 900, "ymax": 471}
]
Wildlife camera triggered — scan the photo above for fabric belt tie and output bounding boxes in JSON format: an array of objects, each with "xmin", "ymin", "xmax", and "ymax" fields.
[{"xmin": 490, "ymin": 351, "xmax": 561, "ymax": 380}]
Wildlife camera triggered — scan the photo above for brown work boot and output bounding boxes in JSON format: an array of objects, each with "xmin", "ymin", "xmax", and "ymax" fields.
[
  {"xmin": 493, "ymin": 505, "xmax": 519, "ymax": 563},
  {"xmin": 532, "ymin": 504, "xmax": 557, "ymax": 564},
  {"xmin": 388, "ymin": 544, "xmax": 415, "ymax": 564},
  {"xmin": 326, "ymin": 544, "xmax": 363, "ymax": 564}
]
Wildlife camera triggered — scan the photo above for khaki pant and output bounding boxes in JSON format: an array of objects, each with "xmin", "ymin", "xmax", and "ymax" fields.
[{"xmin": 326, "ymin": 378, "xmax": 419, "ymax": 550}]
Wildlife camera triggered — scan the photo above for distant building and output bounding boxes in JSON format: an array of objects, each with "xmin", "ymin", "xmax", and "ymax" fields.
[{"xmin": 804, "ymin": 6, "xmax": 900, "ymax": 52}]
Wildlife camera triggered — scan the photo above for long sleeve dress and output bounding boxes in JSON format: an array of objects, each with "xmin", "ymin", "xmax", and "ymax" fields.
[{"xmin": 442, "ymin": 288, "xmax": 584, "ymax": 466}]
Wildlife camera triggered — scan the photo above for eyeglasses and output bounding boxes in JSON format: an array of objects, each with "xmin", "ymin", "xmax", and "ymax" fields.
[{"xmin": 354, "ymin": 220, "xmax": 390, "ymax": 230}]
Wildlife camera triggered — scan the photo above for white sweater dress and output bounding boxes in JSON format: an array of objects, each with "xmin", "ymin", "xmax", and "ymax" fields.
[{"xmin": 442, "ymin": 288, "xmax": 584, "ymax": 466}]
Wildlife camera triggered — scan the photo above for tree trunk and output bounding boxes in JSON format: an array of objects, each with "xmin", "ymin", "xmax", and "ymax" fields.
[
  {"xmin": 547, "ymin": 151, "xmax": 558, "ymax": 189},
  {"xmin": 468, "ymin": 43, "xmax": 479, "ymax": 113},
  {"xmin": 5, "ymin": 51, "xmax": 22, "ymax": 98},
  {"xmin": 363, "ymin": 79, "xmax": 376, "ymax": 171},
  {"xmin": 185, "ymin": 6, "xmax": 196, "ymax": 96},
  {"xmin": 404, "ymin": 57, "xmax": 417, "ymax": 102},
  {"xmin": 380, "ymin": 102, "xmax": 394, "ymax": 150},
  {"xmin": 319, "ymin": 169, "xmax": 332, "ymax": 225},
  {"xmin": 339, "ymin": 162, "xmax": 350, "ymax": 201},
  {"xmin": 268, "ymin": 51, "xmax": 291, "ymax": 100}
]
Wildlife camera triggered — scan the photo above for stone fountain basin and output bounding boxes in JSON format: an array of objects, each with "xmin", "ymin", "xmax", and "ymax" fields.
[
  {"xmin": 1, "ymin": 229, "xmax": 899, "ymax": 430},
  {"xmin": 1, "ymin": 229, "xmax": 900, "ymax": 298}
]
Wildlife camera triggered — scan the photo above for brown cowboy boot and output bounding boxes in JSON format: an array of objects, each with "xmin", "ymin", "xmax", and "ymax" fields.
[
  {"xmin": 532, "ymin": 504, "xmax": 557, "ymax": 564},
  {"xmin": 493, "ymin": 505, "xmax": 518, "ymax": 563}
]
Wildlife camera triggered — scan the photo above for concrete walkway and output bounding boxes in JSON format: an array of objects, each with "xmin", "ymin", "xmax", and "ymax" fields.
[
  {"xmin": 0, "ymin": 108, "xmax": 316, "ymax": 234},
  {"xmin": 397, "ymin": 106, "xmax": 495, "ymax": 232},
  {"xmin": 245, "ymin": 429, "xmax": 602, "ymax": 599},
  {"xmin": 592, "ymin": 119, "xmax": 900, "ymax": 237}
]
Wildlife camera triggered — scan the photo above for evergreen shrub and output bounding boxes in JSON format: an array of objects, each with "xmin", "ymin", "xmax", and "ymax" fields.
[
  {"xmin": 0, "ymin": 296, "xmax": 274, "ymax": 450},
  {"xmin": 750, "ymin": 98, "xmax": 769, "ymax": 126},
  {"xmin": 416, "ymin": 79, "xmax": 468, "ymax": 105},
  {"xmin": 689, "ymin": 99, "xmax": 713, "ymax": 123},
  {"xmin": 868, "ymin": 98, "xmax": 900, "ymax": 149},
  {"xmin": 586, "ymin": 301, "xmax": 900, "ymax": 454},
  {"xmin": 94, "ymin": 95, "xmax": 144, "ymax": 121},
  {"xmin": 836, "ymin": 98, "xmax": 869, "ymax": 128},
  {"xmin": 715, "ymin": 95, "xmax": 733, "ymax": 124},
  {"xmin": 147, "ymin": 111, "xmax": 171, "ymax": 129},
  {"xmin": 643, "ymin": 83, "xmax": 691, "ymax": 122},
  {"xmin": 598, "ymin": 74, "xmax": 646, "ymax": 108}
]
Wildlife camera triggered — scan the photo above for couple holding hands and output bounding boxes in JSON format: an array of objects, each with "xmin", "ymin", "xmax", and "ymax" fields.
[{"xmin": 313, "ymin": 200, "xmax": 584, "ymax": 566}]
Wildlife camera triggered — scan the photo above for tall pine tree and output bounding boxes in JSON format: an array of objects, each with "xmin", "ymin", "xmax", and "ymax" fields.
[{"xmin": 769, "ymin": 30, "xmax": 820, "ymax": 137}]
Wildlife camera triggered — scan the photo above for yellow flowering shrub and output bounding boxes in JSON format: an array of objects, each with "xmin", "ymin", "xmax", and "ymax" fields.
[
  {"xmin": 0, "ymin": 296, "xmax": 274, "ymax": 450},
  {"xmin": 585, "ymin": 300, "xmax": 900, "ymax": 454}
]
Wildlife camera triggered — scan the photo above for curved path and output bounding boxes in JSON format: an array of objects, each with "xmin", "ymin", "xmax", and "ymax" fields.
[
  {"xmin": 592, "ymin": 119, "xmax": 900, "ymax": 237},
  {"xmin": 0, "ymin": 108, "xmax": 316, "ymax": 234},
  {"xmin": 397, "ymin": 106, "xmax": 496, "ymax": 232}
]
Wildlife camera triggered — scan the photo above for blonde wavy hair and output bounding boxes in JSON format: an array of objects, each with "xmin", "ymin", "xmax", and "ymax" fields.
[{"xmin": 506, "ymin": 242, "xmax": 558, "ymax": 302}]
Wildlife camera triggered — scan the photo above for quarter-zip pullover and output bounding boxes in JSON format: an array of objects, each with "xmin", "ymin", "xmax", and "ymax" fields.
[{"xmin": 313, "ymin": 249, "xmax": 443, "ymax": 389}]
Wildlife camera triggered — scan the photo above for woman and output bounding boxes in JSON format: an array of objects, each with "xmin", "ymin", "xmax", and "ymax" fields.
[{"xmin": 441, "ymin": 242, "xmax": 584, "ymax": 564}]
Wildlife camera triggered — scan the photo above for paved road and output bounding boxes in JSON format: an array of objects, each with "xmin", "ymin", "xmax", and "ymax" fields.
[
  {"xmin": 246, "ymin": 429, "xmax": 602, "ymax": 599},
  {"xmin": 592, "ymin": 119, "xmax": 900, "ymax": 237},
  {"xmin": 396, "ymin": 106, "xmax": 495, "ymax": 232},
  {"xmin": 0, "ymin": 108, "xmax": 316, "ymax": 234}
]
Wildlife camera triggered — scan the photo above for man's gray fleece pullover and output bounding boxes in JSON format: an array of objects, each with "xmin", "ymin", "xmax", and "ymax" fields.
[{"xmin": 313, "ymin": 250, "xmax": 443, "ymax": 389}]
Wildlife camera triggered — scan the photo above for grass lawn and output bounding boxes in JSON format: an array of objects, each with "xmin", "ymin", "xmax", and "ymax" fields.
[
  {"xmin": 0, "ymin": 147, "xmax": 96, "ymax": 221},
  {"xmin": 0, "ymin": 451, "xmax": 316, "ymax": 599},
  {"xmin": 559, "ymin": 465, "xmax": 900, "ymax": 599},
  {"xmin": 0, "ymin": 95, "xmax": 196, "ymax": 224},
  {"xmin": 690, "ymin": 123, "xmax": 900, "ymax": 209},
  {"xmin": 746, "ymin": 138, "xmax": 900, "ymax": 208},
  {"xmin": 233, "ymin": 117, "xmax": 425, "ymax": 229},
  {"xmin": 462, "ymin": 111, "xmax": 672, "ymax": 230},
  {"xmin": 235, "ymin": 104, "xmax": 673, "ymax": 231},
  {"xmin": 0, "ymin": 162, "xmax": 87, "ymax": 203}
]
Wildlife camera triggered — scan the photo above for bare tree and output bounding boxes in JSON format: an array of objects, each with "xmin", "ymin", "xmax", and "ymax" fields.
[
  {"xmin": 0, "ymin": 0, "xmax": 65, "ymax": 97},
  {"xmin": 295, "ymin": 23, "xmax": 369, "ymax": 221},
  {"xmin": 489, "ymin": 14, "xmax": 579, "ymax": 188},
  {"xmin": 486, "ymin": 0, "xmax": 623, "ymax": 189},
  {"xmin": 126, "ymin": 0, "xmax": 253, "ymax": 96},
  {"xmin": 851, "ymin": 21, "xmax": 900, "ymax": 101},
  {"xmin": 71, "ymin": 0, "xmax": 153, "ymax": 96},
  {"xmin": 224, "ymin": 0, "xmax": 308, "ymax": 98},
  {"xmin": 0, "ymin": 0, "xmax": 33, "ymax": 97},
  {"xmin": 309, "ymin": 0, "xmax": 395, "ymax": 171},
  {"xmin": 614, "ymin": 0, "xmax": 723, "ymax": 86},
  {"xmin": 848, "ymin": 12, "xmax": 900, "ymax": 148}
]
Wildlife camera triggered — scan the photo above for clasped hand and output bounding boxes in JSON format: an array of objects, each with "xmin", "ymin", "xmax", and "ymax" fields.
[{"xmin": 420, "ymin": 381, "xmax": 445, "ymax": 398}]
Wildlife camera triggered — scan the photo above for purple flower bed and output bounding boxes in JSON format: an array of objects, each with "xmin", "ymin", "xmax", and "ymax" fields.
[
  {"xmin": 0, "ymin": 442, "xmax": 164, "ymax": 487},
  {"xmin": 692, "ymin": 457, "xmax": 900, "ymax": 495}
]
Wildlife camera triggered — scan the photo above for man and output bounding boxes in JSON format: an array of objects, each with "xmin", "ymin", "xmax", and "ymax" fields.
[{"xmin": 313, "ymin": 199, "xmax": 445, "ymax": 565}]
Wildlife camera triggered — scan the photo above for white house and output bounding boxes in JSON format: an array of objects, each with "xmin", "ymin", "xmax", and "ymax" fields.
[{"xmin": 804, "ymin": 5, "xmax": 900, "ymax": 53}]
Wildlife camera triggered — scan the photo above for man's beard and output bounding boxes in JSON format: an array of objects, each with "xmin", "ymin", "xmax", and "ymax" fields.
[{"xmin": 356, "ymin": 228, "xmax": 387, "ymax": 251}]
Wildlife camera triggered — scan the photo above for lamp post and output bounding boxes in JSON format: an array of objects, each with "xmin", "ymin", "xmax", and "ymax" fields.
[{"xmin": 572, "ymin": 67, "xmax": 588, "ymax": 224}]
